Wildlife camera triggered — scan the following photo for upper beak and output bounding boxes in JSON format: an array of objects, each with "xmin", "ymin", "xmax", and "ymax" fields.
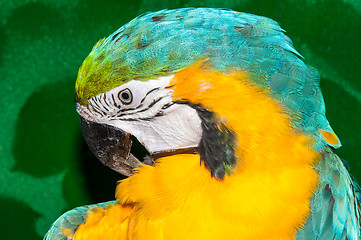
[{"xmin": 80, "ymin": 116, "xmax": 143, "ymax": 176}]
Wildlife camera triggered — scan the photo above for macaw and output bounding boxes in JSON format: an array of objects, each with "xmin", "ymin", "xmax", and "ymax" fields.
[{"xmin": 44, "ymin": 8, "xmax": 361, "ymax": 240}]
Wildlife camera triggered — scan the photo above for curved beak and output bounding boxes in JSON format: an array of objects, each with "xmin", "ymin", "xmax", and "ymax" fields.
[{"xmin": 80, "ymin": 116, "xmax": 143, "ymax": 176}]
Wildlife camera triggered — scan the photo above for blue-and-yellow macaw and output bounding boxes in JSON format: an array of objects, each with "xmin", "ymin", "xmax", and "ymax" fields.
[{"xmin": 45, "ymin": 8, "xmax": 361, "ymax": 240}]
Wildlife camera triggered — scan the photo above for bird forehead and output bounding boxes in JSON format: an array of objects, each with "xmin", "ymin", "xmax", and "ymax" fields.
[{"xmin": 74, "ymin": 8, "xmax": 269, "ymax": 106}]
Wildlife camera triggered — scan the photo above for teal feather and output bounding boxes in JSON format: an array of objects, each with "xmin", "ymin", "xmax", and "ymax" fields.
[
  {"xmin": 44, "ymin": 201, "xmax": 117, "ymax": 240},
  {"xmin": 297, "ymin": 148, "xmax": 361, "ymax": 239}
]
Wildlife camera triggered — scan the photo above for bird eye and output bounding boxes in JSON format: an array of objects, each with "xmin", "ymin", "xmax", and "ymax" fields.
[{"xmin": 118, "ymin": 88, "xmax": 132, "ymax": 104}]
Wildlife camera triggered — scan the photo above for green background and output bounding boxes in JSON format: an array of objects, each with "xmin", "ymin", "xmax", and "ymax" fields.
[{"xmin": 0, "ymin": 0, "xmax": 360, "ymax": 239}]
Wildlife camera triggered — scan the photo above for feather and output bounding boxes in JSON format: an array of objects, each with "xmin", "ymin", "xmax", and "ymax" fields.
[{"xmin": 44, "ymin": 201, "xmax": 117, "ymax": 240}]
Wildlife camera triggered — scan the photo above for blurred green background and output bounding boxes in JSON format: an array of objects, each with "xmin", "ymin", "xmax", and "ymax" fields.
[{"xmin": 0, "ymin": 0, "xmax": 360, "ymax": 239}]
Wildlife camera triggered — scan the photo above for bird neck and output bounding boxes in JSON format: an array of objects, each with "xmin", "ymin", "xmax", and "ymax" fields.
[{"xmin": 116, "ymin": 61, "xmax": 321, "ymax": 239}]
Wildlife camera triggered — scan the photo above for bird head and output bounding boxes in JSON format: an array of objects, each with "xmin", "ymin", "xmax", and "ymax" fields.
[{"xmin": 74, "ymin": 8, "xmax": 339, "ymax": 179}]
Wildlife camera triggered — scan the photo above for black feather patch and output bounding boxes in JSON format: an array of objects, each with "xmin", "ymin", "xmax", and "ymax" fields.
[
  {"xmin": 151, "ymin": 15, "xmax": 164, "ymax": 22},
  {"xmin": 192, "ymin": 104, "xmax": 237, "ymax": 180}
]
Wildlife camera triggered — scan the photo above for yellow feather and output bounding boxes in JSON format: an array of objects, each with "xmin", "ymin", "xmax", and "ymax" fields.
[
  {"xmin": 75, "ymin": 61, "xmax": 320, "ymax": 239},
  {"xmin": 74, "ymin": 204, "xmax": 132, "ymax": 239}
]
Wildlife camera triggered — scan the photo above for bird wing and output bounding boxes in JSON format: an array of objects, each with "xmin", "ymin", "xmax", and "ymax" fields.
[
  {"xmin": 296, "ymin": 148, "xmax": 361, "ymax": 240},
  {"xmin": 44, "ymin": 200, "xmax": 117, "ymax": 240}
]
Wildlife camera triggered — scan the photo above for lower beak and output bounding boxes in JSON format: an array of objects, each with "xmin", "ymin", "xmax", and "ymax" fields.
[{"xmin": 80, "ymin": 116, "xmax": 142, "ymax": 176}]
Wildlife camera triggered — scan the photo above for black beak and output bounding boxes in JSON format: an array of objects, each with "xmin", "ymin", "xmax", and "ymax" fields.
[{"xmin": 80, "ymin": 116, "xmax": 143, "ymax": 176}]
